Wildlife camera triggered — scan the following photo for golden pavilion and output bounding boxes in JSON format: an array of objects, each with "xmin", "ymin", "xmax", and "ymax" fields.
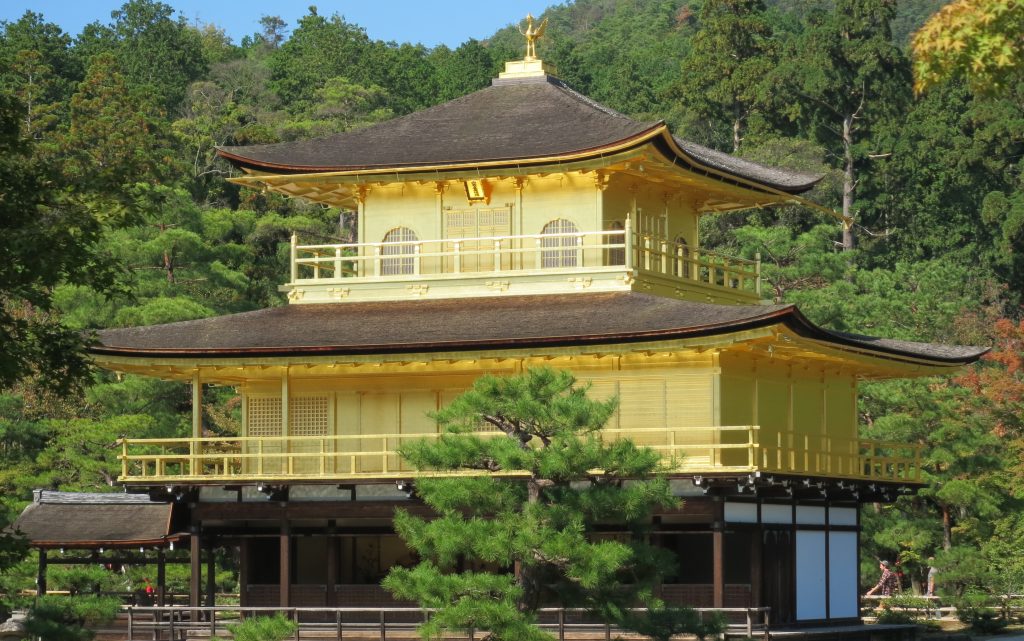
[{"xmin": 78, "ymin": 43, "xmax": 984, "ymax": 626}]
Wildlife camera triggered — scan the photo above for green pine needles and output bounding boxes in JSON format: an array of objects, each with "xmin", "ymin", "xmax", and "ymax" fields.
[{"xmin": 382, "ymin": 367, "xmax": 723, "ymax": 641}]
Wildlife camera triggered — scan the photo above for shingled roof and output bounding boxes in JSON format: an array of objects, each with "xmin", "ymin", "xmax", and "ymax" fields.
[
  {"xmin": 13, "ymin": 491, "xmax": 184, "ymax": 549},
  {"xmin": 90, "ymin": 292, "xmax": 986, "ymax": 366},
  {"xmin": 217, "ymin": 75, "xmax": 821, "ymax": 195}
]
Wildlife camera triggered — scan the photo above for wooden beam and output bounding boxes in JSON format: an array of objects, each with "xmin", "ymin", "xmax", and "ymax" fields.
[
  {"xmin": 190, "ymin": 533, "xmax": 201, "ymax": 608},
  {"xmin": 279, "ymin": 521, "xmax": 290, "ymax": 607},
  {"xmin": 712, "ymin": 499, "xmax": 724, "ymax": 608},
  {"xmin": 205, "ymin": 542, "xmax": 216, "ymax": 608},
  {"xmin": 238, "ymin": 538, "xmax": 249, "ymax": 608},
  {"xmin": 751, "ymin": 525, "xmax": 763, "ymax": 610},
  {"xmin": 326, "ymin": 521, "xmax": 337, "ymax": 608},
  {"xmin": 157, "ymin": 548, "xmax": 166, "ymax": 607},
  {"xmin": 192, "ymin": 372, "xmax": 201, "ymax": 440},
  {"xmin": 37, "ymin": 549, "xmax": 47, "ymax": 597}
]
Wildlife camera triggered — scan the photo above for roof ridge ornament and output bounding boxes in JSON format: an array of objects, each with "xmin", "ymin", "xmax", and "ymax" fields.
[
  {"xmin": 518, "ymin": 13, "xmax": 548, "ymax": 61},
  {"xmin": 498, "ymin": 13, "xmax": 555, "ymax": 82}
]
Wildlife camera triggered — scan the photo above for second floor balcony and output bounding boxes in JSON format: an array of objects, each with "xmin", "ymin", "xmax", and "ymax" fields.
[
  {"xmin": 283, "ymin": 220, "xmax": 762, "ymax": 304},
  {"xmin": 117, "ymin": 426, "xmax": 922, "ymax": 487}
]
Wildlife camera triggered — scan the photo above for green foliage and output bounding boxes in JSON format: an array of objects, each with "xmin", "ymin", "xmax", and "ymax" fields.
[
  {"xmin": 385, "ymin": 367, "xmax": 718, "ymax": 641},
  {"xmin": 673, "ymin": 0, "xmax": 779, "ymax": 152},
  {"xmin": 24, "ymin": 595, "xmax": 121, "ymax": 641},
  {"xmin": 0, "ymin": 91, "xmax": 121, "ymax": 394},
  {"xmin": 955, "ymin": 592, "xmax": 1010, "ymax": 633},
  {"xmin": 217, "ymin": 614, "xmax": 298, "ymax": 641}
]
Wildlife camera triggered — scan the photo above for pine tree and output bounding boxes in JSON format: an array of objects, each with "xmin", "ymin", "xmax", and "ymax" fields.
[{"xmin": 383, "ymin": 367, "xmax": 722, "ymax": 641}]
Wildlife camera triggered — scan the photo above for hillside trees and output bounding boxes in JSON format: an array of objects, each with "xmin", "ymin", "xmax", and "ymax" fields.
[
  {"xmin": 674, "ymin": 0, "xmax": 779, "ymax": 152},
  {"xmin": 75, "ymin": 0, "xmax": 208, "ymax": 111}
]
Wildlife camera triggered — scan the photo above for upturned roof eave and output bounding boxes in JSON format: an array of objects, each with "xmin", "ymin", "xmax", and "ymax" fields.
[
  {"xmin": 86, "ymin": 303, "xmax": 987, "ymax": 369},
  {"xmin": 220, "ymin": 126, "xmax": 823, "ymax": 201},
  {"xmin": 215, "ymin": 122, "xmax": 667, "ymax": 176}
]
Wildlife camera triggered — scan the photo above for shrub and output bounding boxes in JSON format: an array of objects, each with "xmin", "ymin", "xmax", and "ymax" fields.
[
  {"xmin": 219, "ymin": 614, "xmax": 297, "ymax": 641},
  {"xmin": 875, "ymin": 606, "xmax": 917, "ymax": 625},
  {"xmin": 955, "ymin": 593, "xmax": 1008, "ymax": 634},
  {"xmin": 24, "ymin": 595, "xmax": 121, "ymax": 641}
]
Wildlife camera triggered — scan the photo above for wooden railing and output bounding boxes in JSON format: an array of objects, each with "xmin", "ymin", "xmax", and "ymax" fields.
[
  {"xmin": 121, "ymin": 605, "xmax": 772, "ymax": 641},
  {"xmin": 118, "ymin": 426, "xmax": 921, "ymax": 484},
  {"xmin": 287, "ymin": 220, "xmax": 760, "ymax": 298}
]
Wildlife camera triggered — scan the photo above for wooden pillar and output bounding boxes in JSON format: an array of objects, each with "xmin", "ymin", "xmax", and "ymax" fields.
[
  {"xmin": 205, "ymin": 542, "xmax": 216, "ymax": 608},
  {"xmin": 192, "ymin": 372, "xmax": 202, "ymax": 474},
  {"xmin": 190, "ymin": 532, "xmax": 202, "ymax": 607},
  {"xmin": 750, "ymin": 526, "xmax": 763, "ymax": 609},
  {"xmin": 192, "ymin": 373, "xmax": 202, "ymax": 439},
  {"xmin": 37, "ymin": 549, "xmax": 47, "ymax": 597},
  {"xmin": 712, "ymin": 499, "xmax": 725, "ymax": 608},
  {"xmin": 239, "ymin": 538, "xmax": 249, "ymax": 608},
  {"xmin": 326, "ymin": 522, "xmax": 337, "ymax": 607},
  {"xmin": 279, "ymin": 521, "xmax": 291, "ymax": 607},
  {"xmin": 281, "ymin": 371, "xmax": 289, "ymax": 438},
  {"xmin": 157, "ymin": 547, "xmax": 167, "ymax": 606}
]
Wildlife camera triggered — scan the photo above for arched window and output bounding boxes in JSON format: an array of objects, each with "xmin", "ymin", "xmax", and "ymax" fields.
[
  {"xmin": 381, "ymin": 227, "xmax": 418, "ymax": 276},
  {"xmin": 672, "ymin": 236, "xmax": 690, "ymax": 279},
  {"xmin": 540, "ymin": 219, "xmax": 579, "ymax": 268}
]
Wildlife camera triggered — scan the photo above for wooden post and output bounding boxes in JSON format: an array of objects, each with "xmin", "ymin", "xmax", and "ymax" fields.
[
  {"xmin": 623, "ymin": 216, "xmax": 633, "ymax": 270},
  {"xmin": 712, "ymin": 499, "xmax": 725, "ymax": 608},
  {"xmin": 239, "ymin": 538, "xmax": 249, "ymax": 608},
  {"xmin": 326, "ymin": 523, "xmax": 337, "ymax": 608},
  {"xmin": 290, "ymin": 233, "xmax": 298, "ymax": 282},
  {"xmin": 205, "ymin": 542, "xmax": 216, "ymax": 608},
  {"xmin": 157, "ymin": 547, "xmax": 167, "ymax": 606},
  {"xmin": 192, "ymin": 372, "xmax": 202, "ymax": 475},
  {"xmin": 37, "ymin": 548, "xmax": 47, "ymax": 597},
  {"xmin": 280, "ymin": 521, "xmax": 291, "ymax": 607},
  {"xmin": 190, "ymin": 532, "xmax": 201, "ymax": 608},
  {"xmin": 282, "ymin": 369, "xmax": 290, "ymax": 476},
  {"xmin": 751, "ymin": 526, "xmax": 763, "ymax": 614}
]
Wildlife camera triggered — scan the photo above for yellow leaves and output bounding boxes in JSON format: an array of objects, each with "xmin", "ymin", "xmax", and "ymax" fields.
[{"xmin": 912, "ymin": 0, "xmax": 1024, "ymax": 94}]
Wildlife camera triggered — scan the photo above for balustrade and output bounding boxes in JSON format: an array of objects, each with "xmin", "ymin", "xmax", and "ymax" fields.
[
  {"xmin": 286, "ymin": 221, "xmax": 760, "ymax": 299},
  {"xmin": 118, "ymin": 426, "xmax": 921, "ymax": 484}
]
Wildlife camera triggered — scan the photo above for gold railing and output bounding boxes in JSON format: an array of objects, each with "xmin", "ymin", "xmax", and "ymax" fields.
[
  {"xmin": 288, "ymin": 221, "xmax": 760, "ymax": 297},
  {"xmin": 118, "ymin": 426, "xmax": 921, "ymax": 484}
]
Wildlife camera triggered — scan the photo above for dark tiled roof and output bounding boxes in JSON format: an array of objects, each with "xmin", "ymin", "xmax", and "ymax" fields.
[
  {"xmin": 217, "ymin": 76, "xmax": 820, "ymax": 194},
  {"xmin": 91, "ymin": 292, "xmax": 986, "ymax": 365},
  {"xmin": 219, "ymin": 76, "xmax": 656, "ymax": 171},
  {"xmin": 13, "ymin": 491, "xmax": 181, "ymax": 547},
  {"xmin": 672, "ymin": 137, "xmax": 823, "ymax": 191}
]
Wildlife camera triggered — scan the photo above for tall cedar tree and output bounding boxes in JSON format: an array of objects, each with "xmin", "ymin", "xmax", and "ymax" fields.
[
  {"xmin": 383, "ymin": 367, "xmax": 722, "ymax": 641},
  {"xmin": 675, "ymin": 0, "xmax": 777, "ymax": 152},
  {"xmin": 780, "ymin": 0, "xmax": 910, "ymax": 250}
]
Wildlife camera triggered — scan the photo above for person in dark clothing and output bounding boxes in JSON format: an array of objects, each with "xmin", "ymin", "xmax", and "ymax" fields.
[{"xmin": 865, "ymin": 560, "xmax": 898, "ymax": 597}]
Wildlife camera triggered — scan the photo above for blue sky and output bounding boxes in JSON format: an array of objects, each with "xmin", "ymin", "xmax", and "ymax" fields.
[{"xmin": 0, "ymin": 1, "xmax": 558, "ymax": 49}]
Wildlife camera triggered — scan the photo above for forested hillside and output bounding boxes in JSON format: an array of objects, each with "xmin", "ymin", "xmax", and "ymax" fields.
[{"xmin": 1, "ymin": 0, "xmax": 1023, "ymax": 601}]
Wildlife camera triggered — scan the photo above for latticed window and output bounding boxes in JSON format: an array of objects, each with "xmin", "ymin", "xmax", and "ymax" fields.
[
  {"xmin": 289, "ymin": 396, "xmax": 329, "ymax": 436},
  {"xmin": 381, "ymin": 227, "xmax": 418, "ymax": 275},
  {"xmin": 540, "ymin": 219, "xmax": 579, "ymax": 268},
  {"xmin": 246, "ymin": 397, "xmax": 282, "ymax": 437}
]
